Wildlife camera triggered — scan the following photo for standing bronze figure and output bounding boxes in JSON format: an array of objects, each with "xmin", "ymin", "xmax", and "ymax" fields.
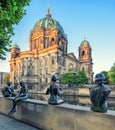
[
  {"xmin": 46, "ymin": 75, "xmax": 64, "ymax": 105},
  {"xmin": 89, "ymin": 73, "xmax": 111, "ymax": 113}
]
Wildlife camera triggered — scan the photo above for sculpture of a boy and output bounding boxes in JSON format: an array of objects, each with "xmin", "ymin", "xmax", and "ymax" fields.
[
  {"xmin": 89, "ymin": 73, "xmax": 111, "ymax": 113},
  {"xmin": 46, "ymin": 75, "xmax": 64, "ymax": 105}
]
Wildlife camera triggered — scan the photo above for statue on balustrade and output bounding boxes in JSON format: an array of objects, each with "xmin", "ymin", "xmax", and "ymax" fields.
[
  {"xmin": 89, "ymin": 73, "xmax": 111, "ymax": 113},
  {"xmin": 46, "ymin": 75, "xmax": 64, "ymax": 105},
  {"xmin": 2, "ymin": 82, "xmax": 16, "ymax": 97},
  {"xmin": 8, "ymin": 81, "xmax": 28, "ymax": 115}
]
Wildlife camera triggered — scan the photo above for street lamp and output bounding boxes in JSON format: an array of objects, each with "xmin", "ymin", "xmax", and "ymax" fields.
[{"xmin": 0, "ymin": 72, "xmax": 3, "ymax": 84}]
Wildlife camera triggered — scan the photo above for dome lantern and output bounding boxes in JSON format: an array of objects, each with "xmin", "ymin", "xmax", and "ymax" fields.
[{"xmin": 46, "ymin": 7, "xmax": 51, "ymax": 17}]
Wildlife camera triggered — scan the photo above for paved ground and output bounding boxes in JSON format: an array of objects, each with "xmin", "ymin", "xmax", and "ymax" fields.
[{"xmin": 0, "ymin": 114, "xmax": 40, "ymax": 130}]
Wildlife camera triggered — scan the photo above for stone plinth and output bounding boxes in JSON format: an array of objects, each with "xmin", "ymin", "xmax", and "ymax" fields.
[{"xmin": 0, "ymin": 95, "xmax": 115, "ymax": 130}]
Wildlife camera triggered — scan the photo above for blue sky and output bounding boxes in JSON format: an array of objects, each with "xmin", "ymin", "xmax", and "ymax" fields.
[{"xmin": 0, "ymin": 0, "xmax": 115, "ymax": 76}]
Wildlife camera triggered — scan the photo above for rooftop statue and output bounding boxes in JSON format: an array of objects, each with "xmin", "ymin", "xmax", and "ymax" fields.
[
  {"xmin": 46, "ymin": 75, "xmax": 64, "ymax": 105},
  {"xmin": 2, "ymin": 82, "xmax": 16, "ymax": 97},
  {"xmin": 89, "ymin": 73, "xmax": 111, "ymax": 113},
  {"xmin": 8, "ymin": 81, "xmax": 28, "ymax": 115}
]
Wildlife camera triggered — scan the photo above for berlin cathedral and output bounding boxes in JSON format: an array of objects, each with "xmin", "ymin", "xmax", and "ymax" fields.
[{"xmin": 9, "ymin": 8, "xmax": 93, "ymax": 90}]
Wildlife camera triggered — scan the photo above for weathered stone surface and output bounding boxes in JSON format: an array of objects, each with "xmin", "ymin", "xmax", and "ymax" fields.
[{"xmin": 0, "ymin": 95, "xmax": 115, "ymax": 130}]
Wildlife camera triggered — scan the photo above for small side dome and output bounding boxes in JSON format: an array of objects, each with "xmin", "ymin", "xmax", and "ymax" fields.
[
  {"xmin": 80, "ymin": 37, "xmax": 91, "ymax": 48},
  {"xmin": 81, "ymin": 39, "xmax": 90, "ymax": 46},
  {"xmin": 11, "ymin": 44, "xmax": 20, "ymax": 50},
  {"xmin": 10, "ymin": 43, "xmax": 20, "ymax": 58}
]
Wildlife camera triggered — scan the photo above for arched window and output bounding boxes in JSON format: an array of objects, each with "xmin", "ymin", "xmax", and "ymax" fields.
[
  {"xmin": 40, "ymin": 79, "xmax": 42, "ymax": 83},
  {"xmin": 10, "ymin": 65, "xmax": 13, "ymax": 72},
  {"xmin": 27, "ymin": 65, "xmax": 33, "ymax": 76},
  {"xmin": 47, "ymin": 38, "xmax": 49, "ymax": 47},
  {"xmin": 52, "ymin": 58, "xmax": 54, "ymax": 65},
  {"xmin": 44, "ymin": 38, "xmax": 47, "ymax": 48},
  {"xmin": 39, "ymin": 60, "xmax": 42, "ymax": 67},
  {"xmin": 45, "ymin": 69, "xmax": 48, "ymax": 74},
  {"xmin": 51, "ymin": 37, "xmax": 54, "ymax": 45},
  {"xmin": 51, "ymin": 37, "xmax": 54, "ymax": 42},
  {"xmin": 45, "ymin": 59, "xmax": 48, "ymax": 66},
  {"xmin": 82, "ymin": 51, "xmax": 85, "ymax": 56},
  {"xmin": 46, "ymin": 78, "xmax": 48, "ymax": 83},
  {"xmin": 57, "ymin": 38, "xmax": 61, "ymax": 46},
  {"xmin": 39, "ymin": 69, "xmax": 42, "ymax": 75},
  {"xmin": 34, "ymin": 41, "xmax": 36, "ymax": 49},
  {"xmin": 40, "ymin": 38, "xmax": 42, "ymax": 44}
]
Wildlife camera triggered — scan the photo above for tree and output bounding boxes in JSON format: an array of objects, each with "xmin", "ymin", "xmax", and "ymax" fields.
[
  {"xmin": 0, "ymin": 0, "xmax": 31, "ymax": 60},
  {"xmin": 101, "ymin": 71, "xmax": 109, "ymax": 84},
  {"xmin": 75, "ymin": 70, "xmax": 88, "ymax": 87},
  {"xmin": 3, "ymin": 74, "xmax": 10, "ymax": 84},
  {"xmin": 108, "ymin": 63, "xmax": 115, "ymax": 84},
  {"xmin": 61, "ymin": 70, "xmax": 88, "ymax": 88},
  {"xmin": 61, "ymin": 72, "xmax": 74, "ymax": 87}
]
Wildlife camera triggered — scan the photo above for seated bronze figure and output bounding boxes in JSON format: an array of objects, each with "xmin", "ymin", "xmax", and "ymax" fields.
[
  {"xmin": 89, "ymin": 73, "xmax": 111, "ymax": 113},
  {"xmin": 2, "ymin": 82, "xmax": 15, "ymax": 97},
  {"xmin": 46, "ymin": 75, "xmax": 64, "ymax": 105},
  {"xmin": 8, "ymin": 81, "xmax": 28, "ymax": 115}
]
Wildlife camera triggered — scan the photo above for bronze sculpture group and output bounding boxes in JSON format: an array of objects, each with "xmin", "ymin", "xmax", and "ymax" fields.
[
  {"xmin": 1, "ymin": 73, "xmax": 111, "ymax": 115},
  {"xmin": 8, "ymin": 81, "xmax": 28, "ymax": 115},
  {"xmin": 2, "ymin": 81, "xmax": 28, "ymax": 115}
]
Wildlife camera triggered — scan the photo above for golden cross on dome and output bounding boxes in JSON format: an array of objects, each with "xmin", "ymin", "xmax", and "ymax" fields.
[{"xmin": 84, "ymin": 37, "xmax": 86, "ymax": 40}]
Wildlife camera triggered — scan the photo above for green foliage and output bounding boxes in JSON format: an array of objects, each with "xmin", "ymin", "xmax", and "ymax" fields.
[
  {"xmin": 108, "ymin": 63, "xmax": 115, "ymax": 84},
  {"xmin": 0, "ymin": 0, "xmax": 31, "ymax": 60},
  {"xmin": 75, "ymin": 70, "xmax": 89, "ymax": 87},
  {"xmin": 101, "ymin": 71, "xmax": 109, "ymax": 84},
  {"xmin": 101, "ymin": 63, "xmax": 115, "ymax": 85},
  {"xmin": 61, "ymin": 70, "xmax": 88, "ymax": 88},
  {"xmin": 61, "ymin": 72, "xmax": 74, "ymax": 87}
]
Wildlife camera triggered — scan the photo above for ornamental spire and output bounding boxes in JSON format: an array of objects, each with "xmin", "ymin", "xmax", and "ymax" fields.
[{"xmin": 46, "ymin": 3, "xmax": 51, "ymax": 17}]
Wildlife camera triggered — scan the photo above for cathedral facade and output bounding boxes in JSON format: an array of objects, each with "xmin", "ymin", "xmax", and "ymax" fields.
[{"xmin": 9, "ymin": 9, "xmax": 93, "ymax": 90}]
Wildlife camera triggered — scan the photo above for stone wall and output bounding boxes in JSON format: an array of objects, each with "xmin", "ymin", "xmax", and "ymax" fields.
[{"xmin": 0, "ymin": 95, "xmax": 115, "ymax": 130}]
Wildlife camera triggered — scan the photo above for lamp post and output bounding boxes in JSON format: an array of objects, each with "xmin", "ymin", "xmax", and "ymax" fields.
[
  {"xmin": 0, "ymin": 72, "xmax": 3, "ymax": 84},
  {"xmin": 36, "ymin": 48, "xmax": 39, "ymax": 92}
]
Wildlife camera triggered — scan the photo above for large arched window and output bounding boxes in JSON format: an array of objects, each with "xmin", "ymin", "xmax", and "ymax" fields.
[
  {"xmin": 34, "ymin": 41, "xmax": 36, "ymax": 49},
  {"xmin": 52, "ymin": 58, "xmax": 55, "ymax": 65},
  {"xmin": 47, "ymin": 38, "xmax": 49, "ymax": 47},
  {"xmin": 46, "ymin": 78, "xmax": 48, "ymax": 83},
  {"xmin": 51, "ymin": 37, "xmax": 54, "ymax": 42},
  {"xmin": 45, "ymin": 68, "xmax": 48, "ymax": 74},
  {"xmin": 39, "ymin": 59, "xmax": 42, "ymax": 67},
  {"xmin": 39, "ymin": 69, "xmax": 42, "ymax": 75},
  {"xmin": 27, "ymin": 65, "xmax": 33, "ymax": 76},
  {"xmin": 51, "ymin": 37, "xmax": 54, "ymax": 45},
  {"xmin": 40, "ymin": 38, "xmax": 42, "ymax": 44},
  {"xmin": 10, "ymin": 65, "xmax": 13, "ymax": 72},
  {"xmin": 44, "ymin": 38, "xmax": 47, "ymax": 48},
  {"xmin": 45, "ymin": 59, "xmax": 48, "ymax": 66},
  {"xmin": 81, "ymin": 51, "xmax": 85, "ymax": 56}
]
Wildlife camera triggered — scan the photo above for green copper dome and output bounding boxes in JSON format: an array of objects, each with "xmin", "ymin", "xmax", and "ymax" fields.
[
  {"xmin": 80, "ymin": 38, "xmax": 90, "ymax": 46},
  {"xmin": 31, "ymin": 8, "xmax": 66, "ymax": 38},
  {"xmin": 12, "ymin": 44, "xmax": 20, "ymax": 49}
]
